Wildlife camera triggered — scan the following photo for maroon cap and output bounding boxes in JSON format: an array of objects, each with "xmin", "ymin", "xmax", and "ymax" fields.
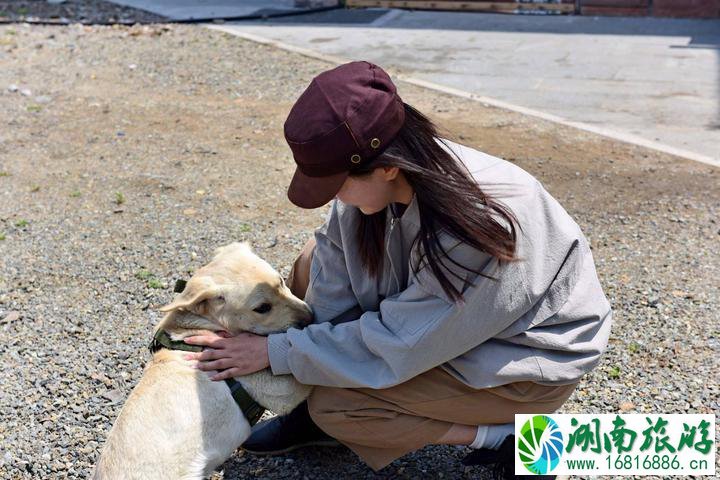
[{"xmin": 284, "ymin": 61, "xmax": 405, "ymax": 209}]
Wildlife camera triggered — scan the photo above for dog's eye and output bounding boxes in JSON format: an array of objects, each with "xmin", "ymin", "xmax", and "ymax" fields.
[
  {"xmin": 253, "ymin": 303, "xmax": 272, "ymax": 314},
  {"xmin": 208, "ymin": 296, "xmax": 225, "ymax": 306}
]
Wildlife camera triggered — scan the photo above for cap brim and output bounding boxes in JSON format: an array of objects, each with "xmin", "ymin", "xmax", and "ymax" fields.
[{"xmin": 287, "ymin": 167, "xmax": 349, "ymax": 209}]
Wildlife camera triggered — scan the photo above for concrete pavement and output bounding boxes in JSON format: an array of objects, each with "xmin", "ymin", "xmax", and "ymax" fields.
[
  {"xmin": 106, "ymin": 0, "xmax": 302, "ymax": 20},
  {"xmin": 104, "ymin": 2, "xmax": 720, "ymax": 164},
  {"xmin": 213, "ymin": 9, "xmax": 720, "ymax": 165}
]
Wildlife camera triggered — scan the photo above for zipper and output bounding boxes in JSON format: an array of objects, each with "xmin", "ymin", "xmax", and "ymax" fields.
[{"xmin": 386, "ymin": 213, "xmax": 401, "ymax": 292}]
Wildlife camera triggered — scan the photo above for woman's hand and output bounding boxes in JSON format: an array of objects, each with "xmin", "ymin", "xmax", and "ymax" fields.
[{"xmin": 182, "ymin": 331, "xmax": 270, "ymax": 381}]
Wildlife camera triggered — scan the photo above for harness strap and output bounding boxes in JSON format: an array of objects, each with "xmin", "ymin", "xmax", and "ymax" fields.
[
  {"xmin": 149, "ymin": 329, "xmax": 203, "ymax": 353},
  {"xmin": 225, "ymin": 378, "xmax": 265, "ymax": 426},
  {"xmin": 148, "ymin": 329, "xmax": 266, "ymax": 426}
]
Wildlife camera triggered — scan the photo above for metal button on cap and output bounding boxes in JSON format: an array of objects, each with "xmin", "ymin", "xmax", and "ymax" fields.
[
  {"xmin": 370, "ymin": 138, "xmax": 381, "ymax": 148},
  {"xmin": 350, "ymin": 154, "xmax": 361, "ymax": 163}
]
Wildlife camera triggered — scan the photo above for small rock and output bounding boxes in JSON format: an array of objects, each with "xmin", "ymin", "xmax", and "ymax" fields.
[
  {"xmin": 7, "ymin": 84, "xmax": 18, "ymax": 92},
  {"xmin": 20, "ymin": 89, "xmax": 32, "ymax": 97},
  {"xmin": 1, "ymin": 311, "xmax": 20, "ymax": 324},
  {"xmin": 102, "ymin": 389, "xmax": 125, "ymax": 404},
  {"xmin": 265, "ymin": 238, "xmax": 277, "ymax": 248}
]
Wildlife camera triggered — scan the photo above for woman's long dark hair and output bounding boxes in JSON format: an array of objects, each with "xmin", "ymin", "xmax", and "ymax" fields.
[{"xmin": 350, "ymin": 102, "xmax": 524, "ymax": 303}]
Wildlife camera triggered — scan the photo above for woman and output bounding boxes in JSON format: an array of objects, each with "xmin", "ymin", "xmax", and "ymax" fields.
[{"xmin": 183, "ymin": 61, "xmax": 613, "ymax": 478}]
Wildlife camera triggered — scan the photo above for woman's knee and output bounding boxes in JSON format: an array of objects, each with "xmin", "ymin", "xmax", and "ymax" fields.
[
  {"xmin": 308, "ymin": 386, "xmax": 346, "ymax": 421},
  {"xmin": 286, "ymin": 236, "xmax": 317, "ymax": 299},
  {"xmin": 308, "ymin": 387, "xmax": 344, "ymax": 436},
  {"xmin": 307, "ymin": 386, "xmax": 371, "ymax": 432},
  {"xmin": 307, "ymin": 386, "xmax": 329, "ymax": 417}
]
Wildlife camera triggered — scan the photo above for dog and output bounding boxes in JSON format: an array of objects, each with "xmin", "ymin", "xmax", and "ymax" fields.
[{"xmin": 92, "ymin": 242, "xmax": 314, "ymax": 479}]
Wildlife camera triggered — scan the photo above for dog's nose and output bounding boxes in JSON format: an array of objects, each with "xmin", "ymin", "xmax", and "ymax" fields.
[{"xmin": 295, "ymin": 311, "xmax": 313, "ymax": 328}]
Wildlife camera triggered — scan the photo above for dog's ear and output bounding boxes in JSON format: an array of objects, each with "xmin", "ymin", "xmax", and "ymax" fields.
[{"xmin": 158, "ymin": 279, "xmax": 221, "ymax": 312}]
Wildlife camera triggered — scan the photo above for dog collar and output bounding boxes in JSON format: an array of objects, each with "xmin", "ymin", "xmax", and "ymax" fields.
[{"xmin": 148, "ymin": 328, "xmax": 266, "ymax": 426}]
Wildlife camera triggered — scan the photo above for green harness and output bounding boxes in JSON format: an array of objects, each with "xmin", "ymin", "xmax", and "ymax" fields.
[{"xmin": 148, "ymin": 329, "xmax": 266, "ymax": 426}]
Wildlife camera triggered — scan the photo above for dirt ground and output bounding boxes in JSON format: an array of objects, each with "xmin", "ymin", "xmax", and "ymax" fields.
[
  {"xmin": 0, "ymin": 0, "xmax": 165, "ymax": 24},
  {"xmin": 0, "ymin": 22, "xmax": 717, "ymax": 479}
]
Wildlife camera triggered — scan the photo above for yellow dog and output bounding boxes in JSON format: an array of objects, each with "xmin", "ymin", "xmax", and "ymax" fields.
[{"xmin": 93, "ymin": 242, "xmax": 313, "ymax": 479}]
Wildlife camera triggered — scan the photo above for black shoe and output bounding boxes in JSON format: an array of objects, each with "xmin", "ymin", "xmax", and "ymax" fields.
[
  {"xmin": 461, "ymin": 434, "xmax": 556, "ymax": 479},
  {"xmin": 240, "ymin": 400, "xmax": 341, "ymax": 455}
]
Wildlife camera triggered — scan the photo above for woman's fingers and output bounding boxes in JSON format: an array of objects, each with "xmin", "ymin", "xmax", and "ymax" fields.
[
  {"xmin": 183, "ymin": 348, "xmax": 229, "ymax": 361},
  {"xmin": 211, "ymin": 367, "xmax": 243, "ymax": 381},
  {"xmin": 184, "ymin": 335, "xmax": 226, "ymax": 348},
  {"xmin": 180, "ymin": 334, "xmax": 267, "ymax": 379},
  {"xmin": 194, "ymin": 358, "xmax": 234, "ymax": 371}
]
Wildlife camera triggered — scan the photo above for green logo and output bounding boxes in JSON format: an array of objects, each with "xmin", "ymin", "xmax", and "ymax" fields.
[{"xmin": 518, "ymin": 415, "xmax": 564, "ymax": 474}]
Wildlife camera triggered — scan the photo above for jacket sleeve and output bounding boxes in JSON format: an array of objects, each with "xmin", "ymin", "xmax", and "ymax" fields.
[
  {"xmin": 300, "ymin": 201, "xmax": 361, "ymax": 326},
  {"xmin": 267, "ymin": 232, "xmax": 548, "ymax": 389}
]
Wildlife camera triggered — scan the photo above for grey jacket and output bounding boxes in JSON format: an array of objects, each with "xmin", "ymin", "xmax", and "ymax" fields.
[{"xmin": 268, "ymin": 138, "xmax": 613, "ymax": 389}]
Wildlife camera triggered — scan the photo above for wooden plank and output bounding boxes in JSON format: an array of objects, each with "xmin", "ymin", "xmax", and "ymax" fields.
[
  {"xmin": 346, "ymin": 0, "xmax": 575, "ymax": 12},
  {"xmin": 422, "ymin": 0, "xmax": 577, "ymax": 3},
  {"xmin": 580, "ymin": 5, "xmax": 648, "ymax": 14},
  {"xmin": 652, "ymin": 0, "xmax": 719, "ymax": 17},
  {"xmin": 581, "ymin": 0, "xmax": 648, "ymax": 7},
  {"xmin": 368, "ymin": 0, "xmax": 575, "ymax": 1}
]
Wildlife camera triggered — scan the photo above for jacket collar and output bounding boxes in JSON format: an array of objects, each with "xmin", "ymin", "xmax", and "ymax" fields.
[
  {"xmin": 382, "ymin": 136, "xmax": 461, "ymax": 228},
  {"xmin": 383, "ymin": 188, "xmax": 467, "ymax": 286},
  {"xmin": 384, "ymin": 192, "xmax": 424, "ymax": 289},
  {"xmin": 385, "ymin": 191, "xmax": 420, "ymax": 227}
]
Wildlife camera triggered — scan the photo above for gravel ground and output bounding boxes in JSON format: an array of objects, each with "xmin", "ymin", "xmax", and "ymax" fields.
[
  {"xmin": 0, "ymin": 22, "xmax": 718, "ymax": 480},
  {"xmin": 0, "ymin": 0, "xmax": 166, "ymax": 24}
]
